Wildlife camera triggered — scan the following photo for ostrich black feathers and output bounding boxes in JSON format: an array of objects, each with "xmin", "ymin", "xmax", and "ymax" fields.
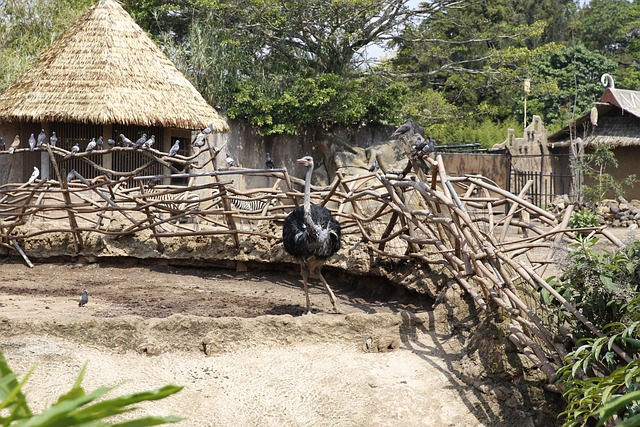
[{"xmin": 283, "ymin": 204, "xmax": 341, "ymax": 258}]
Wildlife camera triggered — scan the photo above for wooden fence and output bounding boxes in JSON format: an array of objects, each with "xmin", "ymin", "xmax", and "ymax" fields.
[{"xmin": 0, "ymin": 139, "xmax": 627, "ymax": 392}]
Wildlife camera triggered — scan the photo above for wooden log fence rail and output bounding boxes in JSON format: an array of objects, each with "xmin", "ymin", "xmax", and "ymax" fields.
[{"xmin": 0, "ymin": 144, "xmax": 629, "ymax": 391}]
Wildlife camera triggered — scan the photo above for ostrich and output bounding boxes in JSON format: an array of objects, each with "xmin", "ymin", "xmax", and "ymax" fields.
[{"xmin": 283, "ymin": 156, "xmax": 341, "ymax": 314}]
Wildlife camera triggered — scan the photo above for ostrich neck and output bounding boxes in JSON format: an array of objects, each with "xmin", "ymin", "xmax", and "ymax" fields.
[{"xmin": 303, "ymin": 165, "xmax": 317, "ymax": 233}]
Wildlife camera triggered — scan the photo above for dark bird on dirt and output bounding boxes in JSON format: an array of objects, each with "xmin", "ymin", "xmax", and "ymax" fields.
[
  {"xmin": 107, "ymin": 137, "xmax": 116, "ymax": 147},
  {"xmin": 27, "ymin": 167, "xmax": 39, "ymax": 184},
  {"xmin": 28, "ymin": 133, "xmax": 36, "ymax": 151},
  {"xmin": 169, "ymin": 140, "xmax": 180, "ymax": 157},
  {"xmin": 70, "ymin": 142, "xmax": 80, "ymax": 156},
  {"xmin": 133, "ymin": 133, "xmax": 147, "ymax": 149},
  {"xmin": 8, "ymin": 135, "xmax": 20, "ymax": 154},
  {"xmin": 225, "ymin": 153, "xmax": 236, "ymax": 167},
  {"xmin": 282, "ymin": 156, "xmax": 341, "ymax": 314},
  {"xmin": 192, "ymin": 131, "xmax": 206, "ymax": 147},
  {"xmin": 119, "ymin": 133, "xmax": 133, "ymax": 146},
  {"xmin": 391, "ymin": 119, "xmax": 413, "ymax": 138},
  {"xmin": 265, "ymin": 152, "xmax": 275, "ymax": 169},
  {"xmin": 368, "ymin": 160, "xmax": 379, "ymax": 172},
  {"xmin": 85, "ymin": 137, "xmax": 97, "ymax": 152},
  {"xmin": 37, "ymin": 129, "xmax": 46, "ymax": 147},
  {"xmin": 78, "ymin": 289, "xmax": 89, "ymax": 307},
  {"xmin": 66, "ymin": 170, "xmax": 76, "ymax": 182},
  {"xmin": 143, "ymin": 135, "xmax": 155, "ymax": 149},
  {"xmin": 0, "ymin": 137, "xmax": 4, "ymax": 151},
  {"xmin": 96, "ymin": 136, "xmax": 104, "ymax": 148},
  {"xmin": 49, "ymin": 132, "xmax": 58, "ymax": 147}
]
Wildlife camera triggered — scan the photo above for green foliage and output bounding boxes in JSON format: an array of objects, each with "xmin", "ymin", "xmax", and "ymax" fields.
[
  {"xmin": 569, "ymin": 209, "xmax": 601, "ymax": 229},
  {"xmin": 428, "ymin": 117, "xmax": 522, "ymax": 149},
  {"xmin": 0, "ymin": 351, "xmax": 183, "ymax": 426},
  {"xmin": 542, "ymin": 240, "xmax": 640, "ymax": 426}
]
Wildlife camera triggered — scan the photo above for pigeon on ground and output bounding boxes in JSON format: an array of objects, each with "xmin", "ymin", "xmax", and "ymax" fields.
[
  {"xmin": 225, "ymin": 153, "xmax": 236, "ymax": 167},
  {"xmin": 49, "ymin": 132, "xmax": 58, "ymax": 147},
  {"xmin": 96, "ymin": 136, "xmax": 104, "ymax": 148},
  {"xmin": 70, "ymin": 142, "xmax": 80, "ymax": 156},
  {"xmin": 27, "ymin": 167, "xmax": 39, "ymax": 184},
  {"xmin": 0, "ymin": 137, "xmax": 4, "ymax": 151},
  {"xmin": 85, "ymin": 137, "xmax": 97, "ymax": 152},
  {"xmin": 107, "ymin": 137, "xmax": 116, "ymax": 147},
  {"xmin": 78, "ymin": 289, "xmax": 89, "ymax": 307},
  {"xmin": 265, "ymin": 152, "xmax": 274, "ymax": 169},
  {"xmin": 133, "ymin": 133, "xmax": 147, "ymax": 149},
  {"xmin": 8, "ymin": 135, "xmax": 20, "ymax": 154},
  {"xmin": 143, "ymin": 135, "xmax": 155, "ymax": 149},
  {"xmin": 368, "ymin": 160, "xmax": 379, "ymax": 172},
  {"xmin": 391, "ymin": 119, "xmax": 413, "ymax": 138},
  {"xmin": 28, "ymin": 133, "xmax": 36, "ymax": 151},
  {"xmin": 119, "ymin": 134, "xmax": 133, "ymax": 146},
  {"xmin": 66, "ymin": 170, "xmax": 76, "ymax": 182},
  {"xmin": 169, "ymin": 140, "xmax": 180, "ymax": 157},
  {"xmin": 37, "ymin": 129, "xmax": 46, "ymax": 147},
  {"xmin": 192, "ymin": 131, "xmax": 206, "ymax": 147}
]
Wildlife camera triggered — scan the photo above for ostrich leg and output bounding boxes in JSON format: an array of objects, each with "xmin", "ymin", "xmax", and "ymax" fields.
[
  {"xmin": 315, "ymin": 264, "xmax": 339, "ymax": 313},
  {"xmin": 300, "ymin": 261, "xmax": 312, "ymax": 314}
]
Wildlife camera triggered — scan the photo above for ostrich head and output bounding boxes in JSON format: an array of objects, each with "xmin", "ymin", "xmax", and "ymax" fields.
[{"xmin": 297, "ymin": 156, "xmax": 314, "ymax": 168}]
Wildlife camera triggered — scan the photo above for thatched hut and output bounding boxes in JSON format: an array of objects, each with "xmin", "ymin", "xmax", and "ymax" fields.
[
  {"xmin": 0, "ymin": 0, "xmax": 227, "ymax": 185},
  {"xmin": 548, "ymin": 85, "xmax": 640, "ymax": 199}
]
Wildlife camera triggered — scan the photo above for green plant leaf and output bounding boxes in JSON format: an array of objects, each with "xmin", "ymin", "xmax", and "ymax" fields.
[{"xmin": 595, "ymin": 390, "xmax": 640, "ymax": 426}]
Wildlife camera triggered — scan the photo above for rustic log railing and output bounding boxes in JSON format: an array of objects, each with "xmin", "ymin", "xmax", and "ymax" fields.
[{"xmin": 0, "ymin": 140, "xmax": 626, "ymax": 391}]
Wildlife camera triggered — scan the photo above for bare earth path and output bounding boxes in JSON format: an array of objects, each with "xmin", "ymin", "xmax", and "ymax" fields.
[{"xmin": 0, "ymin": 258, "xmax": 548, "ymax": 426}]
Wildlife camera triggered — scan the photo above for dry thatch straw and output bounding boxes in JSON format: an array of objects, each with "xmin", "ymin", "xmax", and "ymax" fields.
[{"xmin": 0, "ymin": 0, "xmax": 228, "ymax": 131}]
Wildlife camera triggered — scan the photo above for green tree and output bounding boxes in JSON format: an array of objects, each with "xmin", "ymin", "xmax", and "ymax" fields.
[
  {"xmin": 164, "ymin": 0, "xmax": 460, "ymax": 135},
  {"xmin": 529, "ymin": 43, "xmax": 617, "ymax": 129}
]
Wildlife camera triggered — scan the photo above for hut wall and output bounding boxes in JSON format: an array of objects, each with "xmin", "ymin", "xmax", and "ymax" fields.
[{"xmin": 0, "ymin": 124, "xmax": 23, "ymax": 184}]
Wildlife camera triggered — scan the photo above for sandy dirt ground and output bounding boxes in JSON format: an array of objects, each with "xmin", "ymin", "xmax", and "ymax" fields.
[{"xmin": 0, "ymin": 257, "xmax": 545, "ymax": 427}]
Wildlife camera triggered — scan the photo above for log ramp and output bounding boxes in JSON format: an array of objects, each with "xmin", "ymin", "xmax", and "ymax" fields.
[{"xmin": 0, "ymin": 139, "xmax": 624, "ymax": 392}]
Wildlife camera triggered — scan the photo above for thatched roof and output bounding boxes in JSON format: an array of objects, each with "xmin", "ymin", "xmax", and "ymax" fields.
[
  {"xmin": 0, "ymin": 0, "xmax": 228, "ymax": 131},
  {"xmin": 548, "ymin": 88, "xmax": 640, "ymax": 148}
]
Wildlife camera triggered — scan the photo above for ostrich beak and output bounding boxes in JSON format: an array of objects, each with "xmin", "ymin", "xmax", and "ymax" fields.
[{"xmin": 297, "ymin": 158, "xmax": 309, "ymax": 166}]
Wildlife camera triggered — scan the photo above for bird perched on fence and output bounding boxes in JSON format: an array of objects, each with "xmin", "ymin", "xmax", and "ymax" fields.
[
  {"xmin": 49, "ymin": 132, "xmax": 58, "ymax": 147},
  {"xmin": 8, "ymin": 135, "xmax": 20, "ymax": 154},
  {"xmin": 134, "ymin": 133, "xmax": 147, "ymax": 149},
  {"xmin": 169, "ymin": 140, "xmax": 180, "ymax": 157},
  {"xmin": 119, "ymin": 133, "xmax": 133, "ymax": 147},
  {"xmin": 282, "ymin": 156, "xmax": 341, "ymax": 314},
  {"xmin": 192, "ymin": 131, "xmax": 206, "ymax": 148},
  {"xmin": 143, "ymin": 135, "xmax": 155, "ymax": 149},
  {"xmin": 0, "ymin": 137, "xmax": 4, "ymax": 151},
  {"xmin": 225, "ymin": 153, "xmax": 236, "ymax": 167},
  {"xmin": 96, "ymin": 136, "xmax": 104, "ymax": 149},
  {"xmin": 66, "ymin": 170, "xmax": 76, "ymax": 183},
  {"xmin": 107, "ymin": 137, "xmax": 116, "ymax": 147},
  {"xmin": 28, "ymin": 133, "xmax": 36, "ymax": 151},
  {"xmin": 78, "ymin": 289, "xmax": 89, "ymax": 307},
  {"xmin": 70, "ymin": 142, "xmax": 80, "ymax": 156},
  {"xmin": 368, "ymin": 160, "xmax": 379, "ymax": 172},
  {"xmin": 85, "ymin": 137, "xmax": 97, "ymax": 152},
  {"xmin": 147, "ymin": 177, "xmax": 162, "ymax": 188},
  {"xmin": 265, "ymin": 152, "xmax": 275, "ymax": 169},
  {"xmin": 391, "ymin": 119, "xmax": 413, "ymax": 138},
  {"xmin": 27, "ymin": 167, "xmax": 39, "ymax": 184},
  {"xmin": 37, "ymin": 129, "xmax": 46, "ymax": 148}
]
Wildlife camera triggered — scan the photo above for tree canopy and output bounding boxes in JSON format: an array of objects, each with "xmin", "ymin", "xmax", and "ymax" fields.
[{"xmin": 2, "ymin": 0, "xmax": 640, "ymax": 144}]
